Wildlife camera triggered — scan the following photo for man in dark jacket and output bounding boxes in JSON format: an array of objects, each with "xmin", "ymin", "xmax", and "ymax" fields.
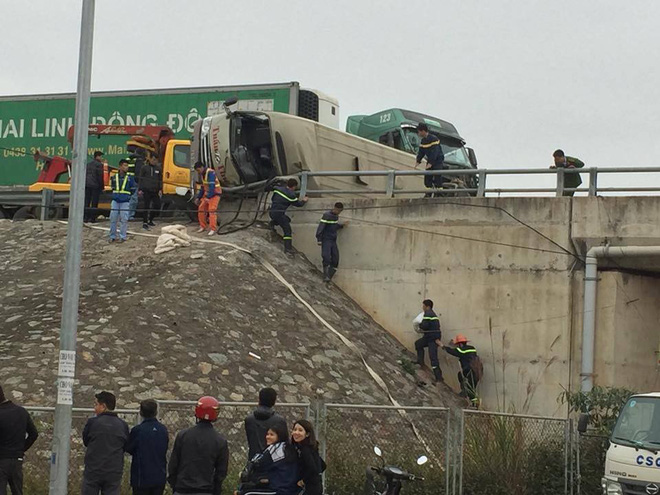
[
  {"xmin": 551, "ymin": 149, "xmax": 585, "ymax": 197},
  {"xmin": 269, "ymin": 178, "xmax": 308, "ymax": 254},
  {"xmin": 168, "ymin": 396, "xmax": 229, "ymax": 495},
  {"xmin": 245, "ymin": 388, "xmax": 288, "ymax": 460},
  {"xmin": 138, "ymin": 154, "xmax": 163, "ymax": 231},
  {"xmin": 0, "ymin": 385, "xmax": 38, "ymax": 495},
  {"xmin": 415, "ymin": 123, "xmax": 445, "ymax": 197},
  {"xmin": 126, "ymin": 399, "xmax": 169, "ymax": 495},
  {"xmin": 414, "ymin": 299, "xmax": 443, "ymax": 382},
  {"xmin": 85, "ymin": 150, "xmax": 105, "ymax": 223},
  {"xmin": 82, "ymin": 391, "xmax": 129, "ymax": 495},
  {"xmin": 316, "ymin": 202, "xmax": 347, "ymax": 283}
]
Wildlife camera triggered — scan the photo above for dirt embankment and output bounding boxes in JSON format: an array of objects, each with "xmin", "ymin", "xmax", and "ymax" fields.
[{"xmin": 0, "ymin": 220, "xmax": 462, "ymax": 409}]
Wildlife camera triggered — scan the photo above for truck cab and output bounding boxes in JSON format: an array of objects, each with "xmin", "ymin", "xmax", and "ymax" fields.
[
  {"xmin": 601, "ymin": 393, "xmax": 660, "ymax": 494},
  {"xmin": 346, "ymin": 108, "xmax": 478, "ymax": 172}
]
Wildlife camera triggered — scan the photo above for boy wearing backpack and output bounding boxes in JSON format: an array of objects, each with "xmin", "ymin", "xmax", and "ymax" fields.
[{"xmin": 439, "ymin": 334, "xmax": 483, "ymax": 408}]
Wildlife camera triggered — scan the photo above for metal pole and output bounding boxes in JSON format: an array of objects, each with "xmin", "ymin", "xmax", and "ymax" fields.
[{"xmin": 49, "ymin": 1, "xmax": 96, "ymax": 493}]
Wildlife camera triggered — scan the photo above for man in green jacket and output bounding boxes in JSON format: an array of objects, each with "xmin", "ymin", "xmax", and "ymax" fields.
[{"xmin": 551, "ymin": 149, "xmax": 584, "ymax": 197}]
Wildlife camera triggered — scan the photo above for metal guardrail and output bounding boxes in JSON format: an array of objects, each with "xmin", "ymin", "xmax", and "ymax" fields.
[{"xmin": 298, "ymin": 167, "xmax": 660, "ymax": 198}]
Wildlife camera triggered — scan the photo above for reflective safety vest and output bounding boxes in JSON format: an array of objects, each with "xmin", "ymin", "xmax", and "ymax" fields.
[
  {"xmin": 273, "ymin": 189, "xmax": 298, "ymax": 202},
  {"xmin": 112, "ymin": 173, "xmax": 131, "ymax": 195},
  {"xmin": 319, "ymin": 218, "xmax": 338, "ymax": 224},
  {"xmin": 203, "ymin": 168, "xmax": 220, "ymax": 188},
  {"xmin": 126, "ymin": 157, "xmax": 136, "ymax": 176}
]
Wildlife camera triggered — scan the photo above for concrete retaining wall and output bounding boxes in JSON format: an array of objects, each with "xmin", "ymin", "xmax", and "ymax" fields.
[{"xmin": 285, "ymin": 196, "xmax": 660, "ymax": 416}]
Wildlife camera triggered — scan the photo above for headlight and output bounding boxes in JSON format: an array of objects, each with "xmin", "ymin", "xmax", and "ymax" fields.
[{"xmin": 601, "ymin": 478, "xmax": 623, "ymax": 495}]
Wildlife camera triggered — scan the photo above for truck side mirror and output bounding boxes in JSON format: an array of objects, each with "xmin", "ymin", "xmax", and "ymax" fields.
[
  {"xmin": 577, "ymin": 413, "xmax": 589, "ymax": 434},
  {"xmin": 223, "ymin": 97, "xmax": 239, "ymax": 116},
  {"xmin": 468, "ymin": 147, "xmax": 478, "ymax": 168}
]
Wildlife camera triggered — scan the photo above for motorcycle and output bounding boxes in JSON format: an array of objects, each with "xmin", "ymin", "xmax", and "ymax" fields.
[{"xmin": 364, "ymin": 446, "xmax": 428, "ymax": 495}]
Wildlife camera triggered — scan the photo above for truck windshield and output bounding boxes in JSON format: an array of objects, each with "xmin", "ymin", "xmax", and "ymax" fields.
[
  {"xmin": 402, "ymin": 128, "xmax": 471, "ymax": 168},
  {"xmin": 611, "ymin": 397, "xmax": 660, "ymax": 450}
]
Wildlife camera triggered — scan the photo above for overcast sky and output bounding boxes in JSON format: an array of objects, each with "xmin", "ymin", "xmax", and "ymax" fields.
[{"xmin": 2, "ymin": 0, "xmax": 660, "ymax": 191}]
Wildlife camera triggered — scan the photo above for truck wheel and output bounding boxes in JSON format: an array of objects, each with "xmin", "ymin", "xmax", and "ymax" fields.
[
  {"xmin": 12, "ymin": 206, "xmax": 36, "ymax": 221},
  {"xmin": 34, "ymin": 205, "xmax": 61, "ymax": 221}
]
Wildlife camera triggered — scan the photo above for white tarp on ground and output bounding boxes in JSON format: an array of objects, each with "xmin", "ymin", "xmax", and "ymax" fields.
[{"xmin": 154, "ymin": 224, "xmax": 192, "ymax": 254}]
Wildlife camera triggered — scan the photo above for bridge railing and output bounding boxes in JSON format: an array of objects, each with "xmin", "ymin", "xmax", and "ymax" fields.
[{"xmin": 298, "ymin": 167, "xmax": 660, "ymax": 198}]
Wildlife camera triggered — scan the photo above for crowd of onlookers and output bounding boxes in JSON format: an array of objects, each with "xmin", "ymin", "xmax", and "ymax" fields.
[{"xmin": 0, "ymin": 385, "xmax": 324, "ymax": 495}]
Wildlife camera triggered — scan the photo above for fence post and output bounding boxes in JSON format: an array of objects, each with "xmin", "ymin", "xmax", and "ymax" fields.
[
  {"xmin": 385, "ymin": 170, "xmax": 396, "ymax": 198},
  {"xmin": 588, "ymin": 168, "xmax": 598, "ymax": 196},
  {"xmin": 318, "ymin": 401, "xmax": 327, "ymax": 494},
  {"xmin": 40, "ymin": 188, "xmax": 54, "ymax": 221},
  {"xmin": 564, "ymin": 419, "xmax": 570, "ymax": 495},
  {"xmin": 556, "ymin": 169, "xmax": 565, "ymax": 197},
  {"xmin": 299, "ymin": 172, "xmax": 309, "ymax": 197},
  {"xmin": 445, "ymin": 411, "xmax": 451, "ymax": 495},
  {"xmin": 458, "ymin": 409, "xmax": 465, "ymax": 495},
  {"xmin": 477, "ymin": 170, "xmax": 486, "ymax": 197}
]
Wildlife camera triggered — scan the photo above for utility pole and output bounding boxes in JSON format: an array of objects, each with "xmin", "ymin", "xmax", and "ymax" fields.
[{"xmin": 49, "ymin": 1, "xmax": 95, "ymax": 493}]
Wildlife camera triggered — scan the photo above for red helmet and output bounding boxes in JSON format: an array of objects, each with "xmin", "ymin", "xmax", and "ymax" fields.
[
  {"xmin": 454, "ymin": 334, "xmax": 469, "ymax": 345},
  {"xmin": 195, "ymin": 396, "xmax": 220, "ymax": 422}
]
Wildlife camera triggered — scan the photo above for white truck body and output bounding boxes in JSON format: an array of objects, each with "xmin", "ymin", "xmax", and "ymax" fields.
[{"xmin": 601, "ymin": 393, "xmax": 660, "ymax": 495}]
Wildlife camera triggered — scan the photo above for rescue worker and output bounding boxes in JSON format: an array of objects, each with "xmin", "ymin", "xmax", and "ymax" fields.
[
  {"xmin": 108, "ymin": 159, "xmax": 136, "ymax": 243},
  {"xmin": 84, "ymin": 150, "xmax": 105, "ymax": 223},
  {"xmin": 126, "ymin": 150, "xmax": 145, "ymax": 221},
  {"xmin": 168, "ymin": 396, "xmax": 229, "ymax": 495},
  {"xmin": 138, "ymin": 154, "xmax": 163, "ymax": 231},
  {"xmin": 193, "ymin": 162, "xmax": 222, "ymax": 236},
  {"xmin": 415, "ymin": 123, "xmax": 445, "ymax": 197},
  {"xmin": 550, "ymin": 149, "xmax": 585, "ymax": 197},
  {"xmin": 414, "ymin": 299, "xmax": 443, "ymax": 382},
  {"xmin": 269, "ymin": 178, "xmax": 308, "ymax": 254},
  {"xmin": 441, "ymin": 334, "xmax": 482, "ymax": 407},
  {"xmin": 316, "ymin": 202, "xmax": 347, "ymax": 283}
]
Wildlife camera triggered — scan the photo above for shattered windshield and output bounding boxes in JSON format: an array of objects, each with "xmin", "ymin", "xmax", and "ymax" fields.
[{"xmin": 611, "ymin": 397, "xmax": 660, "ymax": 450}]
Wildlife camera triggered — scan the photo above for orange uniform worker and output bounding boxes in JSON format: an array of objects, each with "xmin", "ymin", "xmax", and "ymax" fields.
[{"xmin": 194, "ymin": 162, "xmax": 222, "ymax": 236}]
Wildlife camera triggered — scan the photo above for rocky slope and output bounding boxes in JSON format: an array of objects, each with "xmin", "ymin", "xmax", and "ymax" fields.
[{"xmin": 0, "ymin": 219, "xmax": 461, "ymax": 409}]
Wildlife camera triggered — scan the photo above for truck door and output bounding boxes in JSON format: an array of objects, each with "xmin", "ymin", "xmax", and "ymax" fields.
[{"xmin": 162, "ymin": 139, "xmax": 191, "ymax": 195}]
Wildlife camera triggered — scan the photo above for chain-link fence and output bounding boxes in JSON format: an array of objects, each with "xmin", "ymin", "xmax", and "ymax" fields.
[
  {"xmin": 22, "ymin": 402, "xmax": 603, "ymax": 495},
  {"xmin": 22, "ymin": 407, "xmax": 139, "ymax": 495},
  {"xmin": 320, "ymin": 404, "xmax": 450, "ymax": 495},
  {"xmin": 458, "ymin": 410, "xmax": 572, "ymax": 495}
]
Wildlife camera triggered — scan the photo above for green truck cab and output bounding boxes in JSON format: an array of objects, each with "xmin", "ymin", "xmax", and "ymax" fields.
[{"xmin": 346, "ymin": 108, "xmax": 478, "ymax": 181}]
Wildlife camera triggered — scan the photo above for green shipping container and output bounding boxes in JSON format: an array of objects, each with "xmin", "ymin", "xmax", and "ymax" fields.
[{"xmin": 0, "ymin": 82, "xmax": 301, "ymax": 187}]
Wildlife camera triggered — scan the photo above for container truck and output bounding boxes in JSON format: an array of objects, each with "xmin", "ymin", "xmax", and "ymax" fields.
[
  {"xmin": 190, "ymin": 104, "xmax": 430, "ymax": 197},
  {"xmin": 0, "ymin": 82, "xmax": 338, "ymax": 188}
]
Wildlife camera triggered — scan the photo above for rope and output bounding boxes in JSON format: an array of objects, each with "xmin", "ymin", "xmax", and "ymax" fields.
[{"xmin": 61, "ymin": 221, "xmax": 445, "ymax": 468}]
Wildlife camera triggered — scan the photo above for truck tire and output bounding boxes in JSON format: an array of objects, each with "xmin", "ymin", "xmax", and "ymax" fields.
[{"xmin": 12, "ymin": 206, "xmax": 36, "ymax": 221}]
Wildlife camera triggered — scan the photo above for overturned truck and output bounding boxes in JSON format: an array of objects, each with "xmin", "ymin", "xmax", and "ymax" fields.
[{"xmin": 190, "ymin": 105, "xmax": 437, "ymax": 196}]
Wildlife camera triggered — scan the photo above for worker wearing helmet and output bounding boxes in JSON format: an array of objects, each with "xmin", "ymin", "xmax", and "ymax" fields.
[
  {"xmin": 168, "ymin": 396, "xmax": 229, "ymax": 495},
  {"xmin": 414, "ymin": 299, "xmax": 443, "ymax": 383},
  {"xmin": 441, "ymin": 335, "xmax": 482, "ymax": 407}
]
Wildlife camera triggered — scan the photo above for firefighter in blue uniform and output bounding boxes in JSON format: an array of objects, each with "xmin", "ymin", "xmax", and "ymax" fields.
[
  {"xmin": 269, "ymin": 178, "xmax": 308, "ymax": 254},
  {"xmin": 415, "ymin": 299, "xmax": 443, "ymax": 382},
  {"xmin": 316, "ymin": 202, "xmax": 347, "ymax": 283},
  {"xmin": 441, "ymin": 334, "xmax": 482, "ymax": 407},
  {"xmin": 415, "ymin": 123, "xmax": 445, "ymax": 197}
]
